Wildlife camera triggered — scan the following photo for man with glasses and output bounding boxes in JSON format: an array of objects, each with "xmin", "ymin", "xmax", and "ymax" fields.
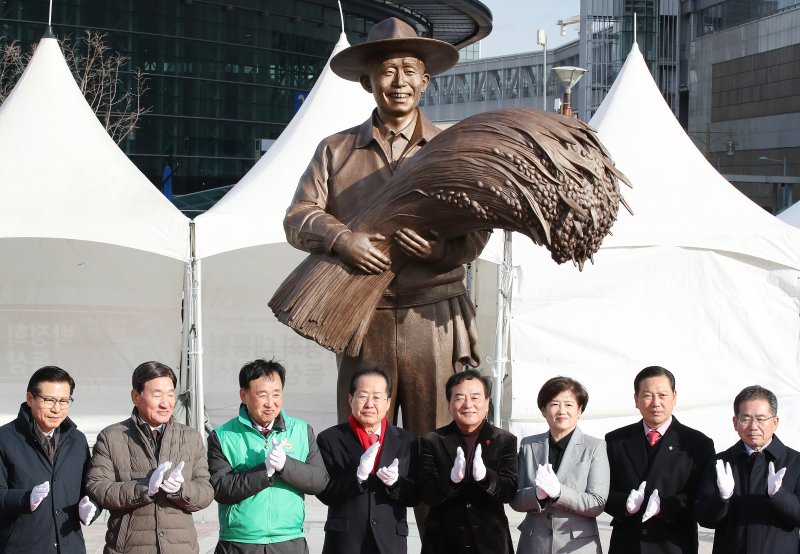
[
  {"xmin": 316, "ymin": 367, "xmax": 418, "ymax": 554},
  {"xmin": 0, "ymin": 366, "xmax": 99, "ymax": 552},
  {"xmin": 207, "ymin": 358, "xmax": 328, "ymax": 554},
  {"xmin": 695, "ymin": 385, "xmax": 800, "ymax": 552},
  {"xmin": 86, "ymin": 361, "xmax": 214, "ymax": 553}
]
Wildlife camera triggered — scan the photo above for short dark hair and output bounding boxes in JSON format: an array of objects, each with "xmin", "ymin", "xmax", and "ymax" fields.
[
  {"xmin": 27, "ymin": 366, "xmax": 75, "ymax": 395},
  {"xmin": 445, "ymin": 369, "xmax": 491, "ymax": 402},
  {"xmin": 349, "ymin": 367, "xmax": 393, "ymax": 397},
  {"xmin": 132, "ymin": 361, "xmax": 177, "ymax": 393},
  {"xmin": 537, "ymin": 376, "xmax": 589, "ymax": 411},
  {"xmin": 734, "ymin": 385, "xmax": 778, "ymax": 416},
  {"xmin": 634, "ymin": 366, "xmax": 675, "ymax": 394},
  {"xmin": 239, "ymin": 358, "xmax": 286, "ymax": 389}
]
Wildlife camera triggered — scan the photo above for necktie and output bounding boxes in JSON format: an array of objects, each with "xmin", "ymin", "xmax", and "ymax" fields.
[
  {"xmin": 261, "ymin": 428, "xmax": 271, "ymax": 441},
  {"xmin": 151, "ymin": 429, "xmax": 159, "ymax": 442},
  {"xmin": 647, "ymin": 429, "xmax": 662, "ymax": 447},
  {"xmin": 368, "ymin": 433, "xmax": 379, "ymax": 445}
]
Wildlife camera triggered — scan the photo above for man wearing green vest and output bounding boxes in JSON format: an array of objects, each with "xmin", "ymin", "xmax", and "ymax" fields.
[{"xmin": 208, "ymin": 359, "xmax": 329, "ymax": 554}]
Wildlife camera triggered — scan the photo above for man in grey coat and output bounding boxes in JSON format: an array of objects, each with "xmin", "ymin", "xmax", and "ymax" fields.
[{"xmin": 86, "ymin": 361, "xmax": 214, "ymax": 554}]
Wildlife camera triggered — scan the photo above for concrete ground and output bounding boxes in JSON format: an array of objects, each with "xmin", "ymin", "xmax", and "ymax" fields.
[{"xmin": 82, "ymin": 497, "xmax": 715, "ymax": 553}]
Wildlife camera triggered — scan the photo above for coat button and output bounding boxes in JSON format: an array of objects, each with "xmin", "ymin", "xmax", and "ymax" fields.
[
  {"xmin": 371, "ymin": 519, "xmax": 377, "ymax": 525},
  {"xmin": 466, "ymin": 503, "xmax": 472, "ymax": 508},
  {"xmin": 159, "ymin": 531, "xmax": 165, "ymax": 537},
  {"xmin": 547, "ymin": 529, "xmax": 553, "ymax": 535},
  {"xmin": 642, "ymin": 529, "xmax": 649, "ymax": 535},
  {"xmin": 547, "ymin": 512, "xmax": 552, "ymax": 519},
  {"xmin": 55, "ymin": 510, "xmax": 60, "ymax": 515}
]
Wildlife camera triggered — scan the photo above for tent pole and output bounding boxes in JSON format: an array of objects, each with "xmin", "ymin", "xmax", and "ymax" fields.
[
  {"xmin": 189, "ymin": 222, "xmax": 206, "ymax": 441},
  {"xmin": 179, "ymin": 259, "xmax": 193, "ymax": 425},
  {"xmin": 492, "ymin": 231, "xmax": 513, "ymax": 427}
]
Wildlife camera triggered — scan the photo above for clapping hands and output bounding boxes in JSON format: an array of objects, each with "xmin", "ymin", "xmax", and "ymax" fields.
[
  {"xmin": 267, "ymin": 438, "xmax": 288, "ymax": 477},
  {"xmin": 357, "ymin": 441, "xmax": 381, "ymax": 483},
  {"xmin": 534, "ymin": 463, "xmax": 561, "ymax": 500},
  {"xmin": 715, "ymin": 459, "xmax": 735, "ymax": 499}
]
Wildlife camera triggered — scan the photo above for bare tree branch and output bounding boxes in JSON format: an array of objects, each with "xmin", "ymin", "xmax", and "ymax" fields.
[{"xmin": 0, "ymin": 30, "xmax": 151, "ymax": 144}]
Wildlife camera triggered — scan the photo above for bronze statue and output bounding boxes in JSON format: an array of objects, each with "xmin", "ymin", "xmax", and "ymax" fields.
[
  {"xmin": 273, "ymin": 18, "xmax": 631, "ymax": 437},
  {"xmin": 279, "ymin": 17, "xmax": 488, "ymax": 437}
]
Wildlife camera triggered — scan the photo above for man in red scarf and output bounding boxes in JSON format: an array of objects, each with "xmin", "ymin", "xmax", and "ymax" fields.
[{"xmin": 316, "ymin": 368, "xmax": 418, "ymax": 554}]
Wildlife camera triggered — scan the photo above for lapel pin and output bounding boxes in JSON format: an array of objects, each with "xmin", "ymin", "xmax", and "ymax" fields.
[
  {"xmin": 486, "ymin": 439, "xmax": 491, "ymax": 445},
  {"xmin": 669, "ymin": 446, "xmax": 673, "ymax": 451}
]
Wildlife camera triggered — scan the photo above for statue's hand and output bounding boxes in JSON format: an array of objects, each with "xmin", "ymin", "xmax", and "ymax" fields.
[
  {"xmin": 394, "ymin": 229, "xmax": 444, "ymax": 262},
  {"xmin": 333, "ymin": 231, "xmax": 390, "ymax": 274}
]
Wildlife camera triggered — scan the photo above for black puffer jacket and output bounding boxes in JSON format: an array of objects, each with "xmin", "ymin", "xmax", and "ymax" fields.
[{"xmin": 0, "ymin": 402, "xmax": 93, "ymax": 553}]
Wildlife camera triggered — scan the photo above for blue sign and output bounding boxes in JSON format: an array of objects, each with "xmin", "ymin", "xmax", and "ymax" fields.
[{"xmin": 293, "ymin": 90, "xmax": 309, "ymax": 113}]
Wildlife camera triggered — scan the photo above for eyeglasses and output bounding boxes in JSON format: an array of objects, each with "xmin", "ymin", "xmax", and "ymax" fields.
[
  {"xmin": 354, "ymin": 393, "xmax": 386, "ymax": 405},
  {"xmin": 735, "ymin": 415, "xmax": 775, "ymax": 426},
  {"xmin": 33, "ymin": 392, "xmax": 73, "ymax": 409}
]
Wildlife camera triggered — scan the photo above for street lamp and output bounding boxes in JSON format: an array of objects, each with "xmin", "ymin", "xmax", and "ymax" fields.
[
  {"xmin": 758, "ymin": 156, "xmax": 790, "ymax": 211},
  {"xmin": 551, "ymin": 66, "xmax": 587, "ymax": 117},
  {"xmin": 687, "ymin": 124, "xmax": 735, "ymax": 162},
  {"xmin": 537, "ymin": 29, "xmax": 546, "ymax": 111},
  {"xmin": 758, "ymin": 156, "xmax": 787, "ymax": 177}
]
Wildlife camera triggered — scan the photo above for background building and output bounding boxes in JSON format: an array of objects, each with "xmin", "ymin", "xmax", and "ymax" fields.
[
  {"xmin": 0, "ymin": 0, "xmax": 490, "ymax": 197},
  {"xmin": 425, "ymin": 0, "xmax": 799, "ymax": 214},
  {"xmin": 683, "ymin": 0, "xmax": 800, "ymax": 212}
]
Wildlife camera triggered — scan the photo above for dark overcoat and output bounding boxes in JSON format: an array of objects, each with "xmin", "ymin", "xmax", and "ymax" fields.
[
  {"xmin": 0, "ymin": 403, "xmax": 93, "ymax": 553},
  {"xmin": 316, "ymin": 421, "xmax": 418, "ymax": 554},
  {"xmin": 694, "ymin": 435, "xmax": 800, "ymax": 554},
  {"xmin": 419, "ymin": 421, "xmax": 518, "ymax": 554},
  {"xmin": 604, "ymin": 417, "xmax": 715, "ymax": 554}
]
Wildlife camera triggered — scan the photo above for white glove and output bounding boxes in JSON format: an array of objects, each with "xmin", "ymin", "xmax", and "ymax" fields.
[
  {"xmin": 78, "ymin": 496, "xmax": 96, "ymax": 525},
  {"xmin": 715, "ymin": 459, "xmax": 735, "ymax": 500},
  {"xmin": 148, "ymin": 461, "xmax": 172, "ymax": 496},
  {"xmin": 768, "ymin": 461, "xmax": 786, "ymax": 496},
  {"xmin": 376, "ymin": 458, "xmax": 400, "ymax": 487},
  {"xmin": 29, "ymin": 481, "xmax": 50, "ymax": 511},
  {"xmin": 642, "ymin": 489, "xmax": 661, "ymax": 522},
  {"xmin": 472, "ymin": 444, "xmax": 487, "ymax": 481},
  {"xmin": 160, "ymin": 460, "xmax": 185, "ymax": 494},
  {"xmin": 626, "ymin": 481, "xmax": 647, "ymax": 514},
  {"xmin": 450, "ymin": 446, "xmax": 466, "ymax": 484},
  {"xmin": 356, "ymin": 441, "xmax": 381, "ymax": 483},
  {"xmin": 534, "ymin": 463, "xmax": 561, "ymax": 499},
  {"xmin": 267, "ymin": 438, "xmax": 288, "ymax": 477}
]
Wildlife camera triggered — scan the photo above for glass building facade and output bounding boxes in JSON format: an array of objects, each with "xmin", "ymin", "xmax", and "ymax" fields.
[{"xmin": 0, "ymin": 1, "xmax": 490, "ymax": 196}]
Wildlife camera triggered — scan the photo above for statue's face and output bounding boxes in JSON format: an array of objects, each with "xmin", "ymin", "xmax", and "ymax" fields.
[{"xmin": 361, "ymin": 53, "xmax": 429, "ymax": 121}]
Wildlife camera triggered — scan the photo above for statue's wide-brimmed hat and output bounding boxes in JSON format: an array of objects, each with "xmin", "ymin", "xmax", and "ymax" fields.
[{"xmin": 331, "ymin": 17, "xmax": 459, "ymax": 81}]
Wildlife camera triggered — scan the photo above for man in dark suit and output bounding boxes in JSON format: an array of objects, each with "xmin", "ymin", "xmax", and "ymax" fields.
[
  {"xmin": 604, "ymin": 366, "xmax": 715, "ymax": 553},
  {"xmin": 419, "ymin": 369, "xmax": 518, "ymax": 554},
  {"xmin": 316, "ymin": 368, "xmax": 418, "ymax": 554},
  {"xmin": 694, "ymin": 385, "xmax": 800, "ymax": 553}
]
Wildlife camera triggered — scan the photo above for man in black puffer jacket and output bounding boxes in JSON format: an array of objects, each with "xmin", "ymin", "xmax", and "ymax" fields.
[{"xmin": 0, "ymin": 366, "xmax": 100, "ymax": 553}]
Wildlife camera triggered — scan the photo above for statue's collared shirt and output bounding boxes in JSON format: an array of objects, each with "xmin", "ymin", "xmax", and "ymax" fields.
[{"xmin": 284, "ymin": 108, "xmax": 489, "ymax": 308}]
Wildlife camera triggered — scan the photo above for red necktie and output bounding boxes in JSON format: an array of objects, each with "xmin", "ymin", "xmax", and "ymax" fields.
[
  {"xmin": 368, "ymin": 433, "xmax": 379, "ymax": 445},
  {"xmin": 647, "ymin": 430, "xmax": 661, "ymax": 447}
]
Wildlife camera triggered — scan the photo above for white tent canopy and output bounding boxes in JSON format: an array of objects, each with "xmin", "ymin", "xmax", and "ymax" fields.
[
  {"xmin": 0, "ymin": 35, "xmax": 189, "ymax": 436},
  {"xmin": 502, "ymin": 44, "xmax": 800, "ymax": 450},
  {"xmin": 778, "ymin": 201, "xmax": 800, "ymax": 228},
  {"xmin": 192, "ymin": 33, "xmax": 375, "ymax": 430}
]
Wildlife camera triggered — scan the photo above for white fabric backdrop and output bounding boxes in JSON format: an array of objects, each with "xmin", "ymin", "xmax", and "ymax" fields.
[{"xmin": 0, "ymin": 37, "xmax": 189, "ymax": 438}]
